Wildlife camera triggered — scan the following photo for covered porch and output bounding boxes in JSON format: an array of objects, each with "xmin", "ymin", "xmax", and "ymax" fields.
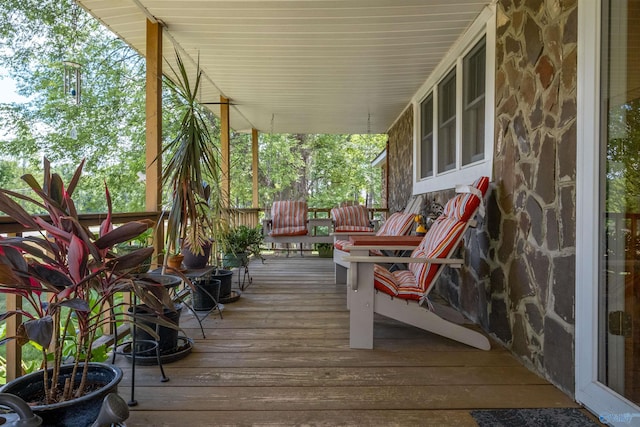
[{"xmin": 118, "ymin": 255, "xmax": 586, "ymax": 426}]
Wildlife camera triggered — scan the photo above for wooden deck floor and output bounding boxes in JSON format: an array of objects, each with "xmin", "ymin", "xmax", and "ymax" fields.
[{"xmin": 117, "ymin": 255, "xmax": 584, "ymax": 426}]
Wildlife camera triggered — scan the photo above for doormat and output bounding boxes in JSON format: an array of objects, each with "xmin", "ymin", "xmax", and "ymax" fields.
[{"xmin": 470, "ymin": 408, "xmax": 600, "ymax": 427}]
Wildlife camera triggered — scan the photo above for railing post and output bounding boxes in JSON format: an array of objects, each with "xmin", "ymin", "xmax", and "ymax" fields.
[
  {"xmin": 6, "ymin": 294, "xmax": 21, "ymax": 382},
  {"xmin": 5, "ymin": 232, "xmax": 22, "ymax": 381}
]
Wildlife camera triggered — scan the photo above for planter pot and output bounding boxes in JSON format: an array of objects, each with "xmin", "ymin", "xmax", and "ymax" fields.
[
  {"xmin": 222, "ymin": 252, "xmax": 248, "ymax": 268},
  {"xmin": 211, "ymin": 269, "xmax": 233, "ymax": 298},
  {"xmin": 128, "ymin": 304, "xmax": 182, "ymax": 354},
  {"xmin": 182, "ymin": 242, "xmax": 212, "ymax": 269},
  {"xmin": 0, "ymin": 363, "xmax": 122, "ymax": 427},
  {"xmin": 167, "ymin": 254, "xmax": 184, "ymax": 270},
  {"xmin": 317, "ymin": 246, "xmax": 333, "ymax": 258},
  {"xmin": 193, "ymin": 278, "xmax": 221, "ymax": 311}
]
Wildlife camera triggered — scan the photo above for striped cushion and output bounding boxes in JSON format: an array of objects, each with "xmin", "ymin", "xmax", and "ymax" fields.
[
  {"xmin": 331, "ymin": 205, "xmax": 372, "ymax": 232},
  {"xmin": 333, "ymin": 239, "xmax": 350, "ymax": 251},
  {"xmin": 374, "ymin": 264, "xmax": 417, "ymax": 297},
  {"xmin": 270, "ymin": 200, "xmax": 308, "ymax": 236},
  {"xmin": 377, "ymin": 212, "xmax": 415, "ymax": 236},
  {"xmin": 373, "ymin": 177, "xmax": 489, "ymax": 300},
  {"xmin": 443, "ymin": 176, "xmax": 489, "ymax": 221}
]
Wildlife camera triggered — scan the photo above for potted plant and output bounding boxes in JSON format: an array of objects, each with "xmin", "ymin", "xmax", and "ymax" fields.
[
  {"xmin": 221, "ymin": 225, "xmax": 263, "ymax": 268},
  {"xmin": 161, "ymin": 50, "xmax": 228, "ymax": 271},
  {"xmin": 315, "ymin": 242, "xmax": 334, "ymax": 258},
  {"xmin": 0, "ymin": 159, "xmax": 175, "ymax": 426}
]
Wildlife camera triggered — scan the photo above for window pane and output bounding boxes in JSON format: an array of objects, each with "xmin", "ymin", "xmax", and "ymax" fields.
[
  {"xmin": 599, "ymin": 0, "xmax": 640, "ymax": 405},
  {"xmin": 438, "ymin": 69, "xmax": 456, "ymax": 172},
  {"xmin": 420, "ymin": 94, "xmax": 433, "ymax": 178},
  {"xmin": 462, "ymin": 37, "xmax": 486, "ymax": 165}
]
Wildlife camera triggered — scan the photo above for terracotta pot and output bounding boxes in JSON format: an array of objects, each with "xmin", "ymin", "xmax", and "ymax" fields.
[{"xmin": 167, "ymin": 254, "xmax": 184, "ymax": 270}]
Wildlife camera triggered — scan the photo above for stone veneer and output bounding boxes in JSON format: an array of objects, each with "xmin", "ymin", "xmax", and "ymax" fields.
[
  {"xmin": 386, "ymin": 107, "xmax": 414, "ymax": 213},
  {"xmin": 385, "ymin": 0, "xmax": 578, "ymax": 395}
]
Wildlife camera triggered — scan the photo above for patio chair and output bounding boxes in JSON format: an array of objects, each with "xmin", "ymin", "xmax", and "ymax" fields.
[
  {"xmin": 333, "ymin": 203, "xmax": 419, "ymax": 284},
  {"xmin": 344, "ymin": 176, "xmax": 490, "ymax": 351},
  {"xmin": 330, "ymin": 204, "xmax": 375, "ymax": 233},
  {"xmin": 263, "ymin": 200, "xmax": 333, "ymax": 255}
]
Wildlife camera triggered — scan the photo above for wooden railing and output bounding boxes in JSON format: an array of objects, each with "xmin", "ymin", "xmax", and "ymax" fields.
[{"xmin": 0, "ymin": 206, "xmax": 388, "ymax": 382}]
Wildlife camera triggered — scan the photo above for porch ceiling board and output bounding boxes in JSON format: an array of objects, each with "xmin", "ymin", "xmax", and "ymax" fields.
[{"xmin": 75, "ymin": 0, "xmax": 490, "ymax": 134}]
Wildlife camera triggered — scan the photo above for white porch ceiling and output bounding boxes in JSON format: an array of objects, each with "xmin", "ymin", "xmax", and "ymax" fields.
[{"xmin": 76, "ymin": 0, "xmax": 490, "ymax": 134}]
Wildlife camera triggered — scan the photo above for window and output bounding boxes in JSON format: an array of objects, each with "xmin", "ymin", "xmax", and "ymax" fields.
[
  {"xmin": 438, "ymin": 69, "xmax": 457, "ymax": 172},
  {"xmin": 413, "ymin": 10, "xmax": 494, "ymax": 195},
  {"xmin": 420, "ymin": 94, "xmax": 433, "ymax": 178},
  {"xmin": 463, "ymin": 37, "xmax": 486, "ymax": 165}
]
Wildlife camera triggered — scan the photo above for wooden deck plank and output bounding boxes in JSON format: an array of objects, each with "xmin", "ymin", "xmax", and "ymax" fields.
[
  {"xmin": 120, "ymin": 349, "xmax": 520, "ymax": 368},
  {"xmin": 119, "ymin": 366, "xmax": 549, "ymax": 387},
  {"xmin": 127, "ymin": 410, "xmax": 479, "ymax": 427},
  {"xmin": 116, "ymin": 255, "xmax": 583, "ymax": 426},
  {"xmin": 121, "ymin": 385, "xmax": 577, "ymax": 411}
]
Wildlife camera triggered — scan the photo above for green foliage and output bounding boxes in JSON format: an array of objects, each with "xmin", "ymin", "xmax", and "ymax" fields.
[
  {"xmin": 0, "ymin": 0, "xmax": 148, "ymax": 213},
  {"xmin": 220, "ymin": 225, "xmax": 263, "ymax": 258},
  {"xmin": 607, "ymin": 98, "xmax": 640, "ymax": 213},
  {"xmin": 245, "ymin": 133, "xmax": 385, "ymax": 209}
]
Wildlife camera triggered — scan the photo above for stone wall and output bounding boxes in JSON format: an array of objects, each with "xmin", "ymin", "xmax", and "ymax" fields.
[
  {"xmin": 387, "ymin": 107, "xmax": 414, "ymax": 213},
  {"xmin": 384, "ymin": 0, "xmax": 578, "ymax": 396},
  {"xmin": 488, "ymin": 0, "xmax": 578, "ymax": 394}
]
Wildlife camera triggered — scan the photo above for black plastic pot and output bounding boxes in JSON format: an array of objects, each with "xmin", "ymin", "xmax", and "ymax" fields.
[
  {"xmin": 182, "ymin": 242, "xmax": 211, "ymax": 269},
  {"xmin": 210, "ymin": 269, "xmax": 233, "ymax": 298},
  {"xmin": 0, "ymin": 363, "xmax": 122, "ymax": 427},
  {"xmin": 193, "ymin": 278, "xmax": 221, "ymax": 311},
  {"xmin": 128, "ymin": 304, "xmax": 182, "ymax": 354}
]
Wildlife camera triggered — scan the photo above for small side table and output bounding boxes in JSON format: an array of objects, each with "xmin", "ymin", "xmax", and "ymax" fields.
[
  {"xmin": 112, "ymin": 273, "xmax": 182, "ymax": 406},
  {"xmin": 149, "ymin": 266, "xmax": 224, "ymax": 339}
]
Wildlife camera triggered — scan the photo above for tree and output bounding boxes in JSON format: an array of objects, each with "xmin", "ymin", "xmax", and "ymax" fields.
[{"xmin": 0, "ymin": 0, "xmax": 148, "ymax": 212}]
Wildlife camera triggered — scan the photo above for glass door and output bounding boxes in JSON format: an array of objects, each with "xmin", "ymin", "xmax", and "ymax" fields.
[{"xmin": 599, "ymin": 0, "xmax": 640, "ymax": 408}]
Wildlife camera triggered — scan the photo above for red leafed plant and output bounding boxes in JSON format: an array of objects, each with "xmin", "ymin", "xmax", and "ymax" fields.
[{"xmin": 0, "ymin": 159, "xmax": 174, "ymax": 404}]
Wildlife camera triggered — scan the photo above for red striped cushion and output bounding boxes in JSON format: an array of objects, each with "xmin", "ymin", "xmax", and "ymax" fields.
[
  {"xmin": 371, "ymin": 177, "xmax": 489, "ymax": 301},
  {"xmin": 443, "ymin": 176, "xmax": 489, "ymax": 221},
  {"xmin": 331, "ymin": 205, "xmax": 372, "ymax": 232},
  {"xmin": 374, "ymin": 266, "xmax": 419, "ymax": 297},
  {"xmin": 333, "ymin": 239, "xmax": 350, "ymax": 251},
  {"xmin": 374, "ymin": 264, "xmax": 398, "ymax": 296},
  {"xmin": 376, "ymin": 212, "xmax": 415, "ymax": 236},
  {"xmin": 270, "ymin": 201, "xmax": 308, "ymax": 236}
]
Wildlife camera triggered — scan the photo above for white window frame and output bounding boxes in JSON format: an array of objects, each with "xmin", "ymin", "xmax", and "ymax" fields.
[
  {"xmin": 575, "ymin": 0, "xmax": 640, "ymax": 422},
  {"xmin": 412, "ymin": 5, "xmax": 496, "ymax": 193}
]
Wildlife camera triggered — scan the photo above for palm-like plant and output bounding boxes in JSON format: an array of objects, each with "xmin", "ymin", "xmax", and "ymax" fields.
[{"xmin": 162, "ymin": 49, "xmax": 228, "ymax": 257}]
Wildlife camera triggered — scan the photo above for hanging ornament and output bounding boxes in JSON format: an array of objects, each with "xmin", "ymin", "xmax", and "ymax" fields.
[{"xmin": 63, "ymin": 60, "xmax": 82, "ymax": 105}]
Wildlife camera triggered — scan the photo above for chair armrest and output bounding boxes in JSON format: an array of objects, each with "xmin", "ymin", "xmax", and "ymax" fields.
[
  {"xmin": 330, "ymin": 231, "xmax": 376, "ymax": 237},
  {"xmin": 349, "ymin": 235, "xmax": 424, "ymax": 246},
  {"xmin": 343, "ymin": 255, "xmax": 463, "ymax": 266},
  {"xmin": 344, "ymin": 245, "xmax": 419, "ymax": 252}
]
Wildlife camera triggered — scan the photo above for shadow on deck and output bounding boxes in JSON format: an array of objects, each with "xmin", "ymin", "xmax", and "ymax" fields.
[{"xmin": 115, "ymin": 254, "xmax": 590, "ymax": 426}]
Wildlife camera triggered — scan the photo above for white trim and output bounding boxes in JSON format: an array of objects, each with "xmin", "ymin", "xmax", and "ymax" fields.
[
  {"xmin": 575, "ymin": 0, "xmax": 640, "ymax": 423},
  {"xmin": 412, "ymin": 4, "xmax": 496, "ymax": 194}
]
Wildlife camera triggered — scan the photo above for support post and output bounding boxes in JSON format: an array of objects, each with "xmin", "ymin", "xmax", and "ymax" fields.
[
  {"xmin": 252, "ymin": 128, "xmax": 259, "ymax": 209},
  {"xmin": 221, "ymin": 96, "xmax": 231, "ymax": 208},
  {"xmin": 145, "ymin": 19, "xmax": 163, "ymax": 265}
]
